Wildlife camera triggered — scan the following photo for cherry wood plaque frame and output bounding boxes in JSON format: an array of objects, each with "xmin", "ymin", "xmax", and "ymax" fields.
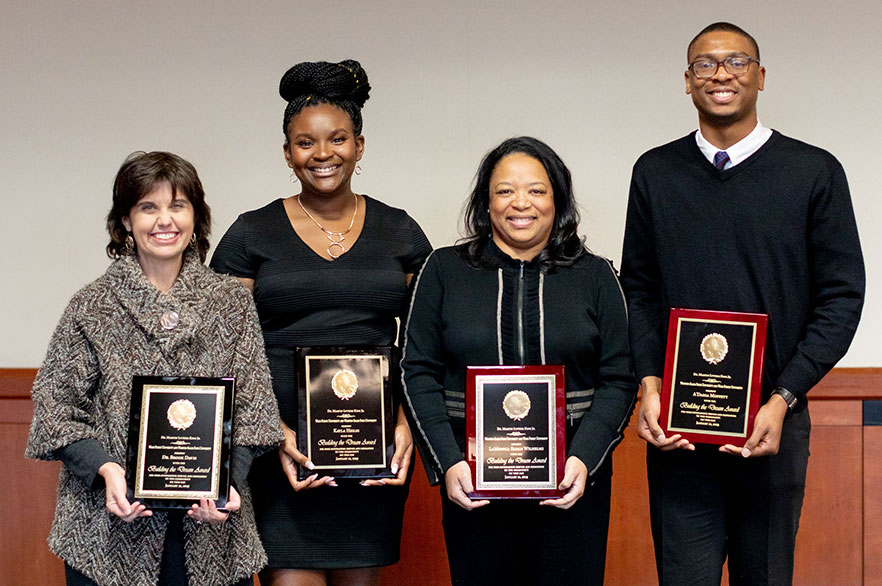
[
  {"xmin": 466, "ymin": 365, "xmax": 566, "ymax": 499},
  {"xmin": 661, "ymin": 308, "xmax": 767, "ymax": 446}
]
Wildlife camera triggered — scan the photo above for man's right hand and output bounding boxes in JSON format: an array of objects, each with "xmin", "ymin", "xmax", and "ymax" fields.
[{"xmin": 636, "ymin": 376, "xmax": 695, "ymax": 451}]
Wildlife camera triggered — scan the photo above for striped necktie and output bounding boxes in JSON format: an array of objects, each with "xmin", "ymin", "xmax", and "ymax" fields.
[{"xmin": 713, "ymin": 150, "xmax": 730, "ymax": 170}]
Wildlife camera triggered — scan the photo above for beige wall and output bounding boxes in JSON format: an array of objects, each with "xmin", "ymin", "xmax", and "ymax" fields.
[{"xmin": 1, "ymin": 0, "xmax": 878, "ymax": 366}]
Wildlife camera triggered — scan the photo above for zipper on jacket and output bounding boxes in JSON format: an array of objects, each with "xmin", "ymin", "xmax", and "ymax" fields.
[{"xmin": 517, "ymin": 261, "xmax": 525, "ymax": 363}]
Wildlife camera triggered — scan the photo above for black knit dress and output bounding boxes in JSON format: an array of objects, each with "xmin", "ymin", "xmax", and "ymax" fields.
[{"xmin": 210, "ymin": 196, "xmax": 431, "ymax": 568}]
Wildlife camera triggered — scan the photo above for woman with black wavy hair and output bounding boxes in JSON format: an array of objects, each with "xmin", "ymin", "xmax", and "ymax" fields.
[
  {"xmin": 211, "ymin": 60, "xmax": 431, "ymax": 586},
  {"xmin": 402, "ymin": 136, "xmax": 636, "ymax": 585}
]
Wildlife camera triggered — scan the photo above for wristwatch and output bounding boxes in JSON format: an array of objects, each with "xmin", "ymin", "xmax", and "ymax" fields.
[{"xmin": 773, "ymin": 387, "xmax": 797, "ymax": 412}]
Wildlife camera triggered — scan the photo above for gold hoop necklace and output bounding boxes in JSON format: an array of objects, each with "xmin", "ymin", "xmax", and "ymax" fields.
[{"xmin": 296, "ymin": 194, "xmax": 359, "ymax": 259}]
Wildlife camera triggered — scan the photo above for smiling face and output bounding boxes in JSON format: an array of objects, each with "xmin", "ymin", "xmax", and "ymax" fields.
[
  {"xmin": 284, "ymin": 102, "xmax": 365, "ymax": 199},
  {"xmin": 122, "ymin": 181, "xmax": 194, "ymax": 274},
  {"xmin": 686, "ymin": 30, "xmax": 765, "ymax": 138},
  {"xmin": 488, "ymin": 153, "xmax": 555, "ymax": 261}
]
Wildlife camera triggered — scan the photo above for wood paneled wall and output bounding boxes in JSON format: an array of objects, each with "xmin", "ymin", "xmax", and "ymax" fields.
[{"xmin": 2, "ymin": 368, "xmax": 879, "ymax": 586}]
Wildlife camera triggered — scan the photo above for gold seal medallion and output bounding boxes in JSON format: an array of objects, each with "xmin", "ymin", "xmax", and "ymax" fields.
[
  {"xmin": 331, "ymin": 369, "xmax": 359, "ymax": 400},
  {"xmin": 167, "ymin": 398, "xmax": 196, "ymax": 431},
  {"xmin": 502, "ymin": 390, "xmax": 531, "ymax": 421},
  {"xmin": 700, "ymin": 333, "xmax": 729, "ymax": 365}
]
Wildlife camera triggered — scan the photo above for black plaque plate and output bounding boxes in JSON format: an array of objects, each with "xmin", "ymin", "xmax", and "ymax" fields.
[
  {"xmin": 297, "ymin": 347, "xmax": 396, "ymax": 479},
  {"xmin": 126, "ymin": 376, "xmax": 234, "ymax": 509}
]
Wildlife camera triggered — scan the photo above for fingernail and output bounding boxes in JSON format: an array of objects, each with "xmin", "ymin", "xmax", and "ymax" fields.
[
  {"xmin": 305, "ymin": 461, "xmax": 315, "ymax": 470},
  {"xmin": 741, "ymin": 448, "xmax": 751, "ymax": 458},
  {"xmin": 656, "ymin": 434, "xmax": 665, "ymax": 443},
  {"xmin": 391, "ymin": 462, "xmax": 399, "ymax": 475}
]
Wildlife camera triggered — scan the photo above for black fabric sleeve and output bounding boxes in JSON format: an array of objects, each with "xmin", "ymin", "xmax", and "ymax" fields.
[
  {"xmin": 775, "ymin": 163, "xmax": 864, "ymax": 404},
  {"xmin": 620, "ymin": 167, "xmax": 667, "ymax": 381},
  {"xmin": 55, "ymin": 438, "xmax": 113, "ymax": 490},
  {"xmin": 402, "ymin": 215, "xmax": 433, "ymax": 275},
  {"xmin": 401, "ymin": 252, "xmax": 463, "ymax": 485},
  {"xmin": 210, "ymin": 215, "xmax": 257, "ymax": 279},
  {"xmin": 230, "ymin": 445, "xmax": 255, "ymax": 490},
  {"xmin": 568, "ymin": 260, "xmax": 637, "ymax": 475}
]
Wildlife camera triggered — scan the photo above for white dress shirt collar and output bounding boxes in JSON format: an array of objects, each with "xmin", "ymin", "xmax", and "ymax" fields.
[{"xmin": 695, "ymin": 122, "xmax": 773, "ymax": 169}]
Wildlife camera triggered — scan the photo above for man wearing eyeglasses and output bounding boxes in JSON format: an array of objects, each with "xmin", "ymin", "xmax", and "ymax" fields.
[{"xmin": 620, "ymin": 22, "xmax": 864, "ymax": 586}]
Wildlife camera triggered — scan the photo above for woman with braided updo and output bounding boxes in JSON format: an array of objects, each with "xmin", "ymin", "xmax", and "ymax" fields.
[{"xmin": 211, "ymin": 60, "xmax": 431, "ymax": 586}]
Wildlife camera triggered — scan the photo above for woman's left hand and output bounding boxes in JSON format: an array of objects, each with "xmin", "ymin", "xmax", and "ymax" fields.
[
  {"xmin": 540, "ymin": 456, "xmax": 588, "ymax": 510},
  {"xmin": 362, "ymin": 407, "xmax": 413, "ymax": 486},
  {"xmin": 187, "ymin": 486, "xmax": 241, "ymax": 525}
]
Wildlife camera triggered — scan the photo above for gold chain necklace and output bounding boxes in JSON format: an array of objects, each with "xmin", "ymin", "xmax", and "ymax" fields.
[{"xmin": 296, "ymin": 194, "xmax": 359, "ymax": 259}]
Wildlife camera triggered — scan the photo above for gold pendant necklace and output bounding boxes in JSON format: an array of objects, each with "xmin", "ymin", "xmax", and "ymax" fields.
[{"xmin": 297, "ymin": 194, "xmax": 359, "ymax": 259}]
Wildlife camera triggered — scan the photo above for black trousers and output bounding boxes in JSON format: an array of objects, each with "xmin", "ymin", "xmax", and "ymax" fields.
[
  {"xmin": 440, "ymin": 461, "xmax": 612, "ymax": 586},
  {"xmin": 647, "ymin": 408, "xmax": 810, "ymax": 586}
]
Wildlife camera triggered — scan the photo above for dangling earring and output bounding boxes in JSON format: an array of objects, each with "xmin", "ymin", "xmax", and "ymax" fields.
[
  {"xmin": 124, "ymin": 233, "xmax": 135, "ymax": 255},
  {"xmin": 289, "ymin": 171, "xmax": 299, "ymax": 184},
  {"xmin": 354, "ymin": 164, "xmax": 362, "ymax": 176},
  {"xmin": 190, "ymin": 233, "xmax": 197, "ymax": 248}
]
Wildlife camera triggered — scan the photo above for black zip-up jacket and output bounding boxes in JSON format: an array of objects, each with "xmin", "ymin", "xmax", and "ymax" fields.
[{"xmin": 402, "ymin": 241, "xmax": 636, "ymax": 485}]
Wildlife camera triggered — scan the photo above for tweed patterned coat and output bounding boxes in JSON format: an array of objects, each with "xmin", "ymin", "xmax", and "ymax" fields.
[{"xmin": 26, "ymin": 251, "xmax": 284, "ymax": 586}]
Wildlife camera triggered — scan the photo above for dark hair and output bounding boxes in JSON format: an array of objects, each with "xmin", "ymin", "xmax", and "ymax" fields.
[
  {"xmin": 106, "ymin": 151, "xmax": 211, "ymax": 261},
  {"xmin": 687, "ymin": 22, "xmax": 760, "ymax": 61},
  {"xmin": 460, "ymin": 136, "xmax": 586, "ymax": 271},
  {"xmin": 279, "ymin": 59, "xmax": 371, "ymax": 141}
]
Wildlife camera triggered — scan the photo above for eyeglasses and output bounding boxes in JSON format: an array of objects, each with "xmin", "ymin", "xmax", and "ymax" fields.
[{"xmin": 688, "ymin": 56, "xmax": 760, "ymax": 78}]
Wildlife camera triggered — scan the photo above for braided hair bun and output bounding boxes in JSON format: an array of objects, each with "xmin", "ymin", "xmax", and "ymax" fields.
[{"xmin": 280, "ymin": 59, "xmax": 371, "ymax": 138}]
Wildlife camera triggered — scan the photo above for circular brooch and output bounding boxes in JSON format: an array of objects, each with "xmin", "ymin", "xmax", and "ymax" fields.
[{"xmin": 160, "ymin": 310, "xmax": 180, "ymax": 330}]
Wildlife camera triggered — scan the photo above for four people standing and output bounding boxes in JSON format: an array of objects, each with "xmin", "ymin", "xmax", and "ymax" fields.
[{"xmin": 27, "ymin": 22, "xmax": 865, "ymax": 586}]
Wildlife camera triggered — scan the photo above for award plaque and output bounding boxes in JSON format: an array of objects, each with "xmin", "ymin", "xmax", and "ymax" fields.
[
  {"xmin": 126, "ymin": 376, "xmax": 234, "ymax": 509},
  {"xmin": 297, "ymin": 347, "xmax": 396, "ymax": 479},
  {"xmin": 466, "ymin": 365, "xmax": 565, "ymax": 499},
  {"xmin": 660, "ymin": 308, "xmax": 768, "ymax": 446}
]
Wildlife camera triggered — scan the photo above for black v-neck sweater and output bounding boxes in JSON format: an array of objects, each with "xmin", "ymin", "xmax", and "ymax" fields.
[{"xmin": 621, "ymin": 131, "xmax": 865, "ymax": 407}]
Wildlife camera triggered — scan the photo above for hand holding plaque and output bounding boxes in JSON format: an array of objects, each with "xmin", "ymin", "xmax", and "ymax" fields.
[
  {"xmin": 125, "ymin": 376, "xmax": 234, "ymax": 509},
  {"xmin": 296, "ymin": 347, "xmax": 397, "ymax": 480},
  {"xmin": 466, "ymin": 365, "xmax": 566, "ymax": 499},
  {"xmin": 659, "ymin": 309, "xmax": 767, "ymax": 447}
]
